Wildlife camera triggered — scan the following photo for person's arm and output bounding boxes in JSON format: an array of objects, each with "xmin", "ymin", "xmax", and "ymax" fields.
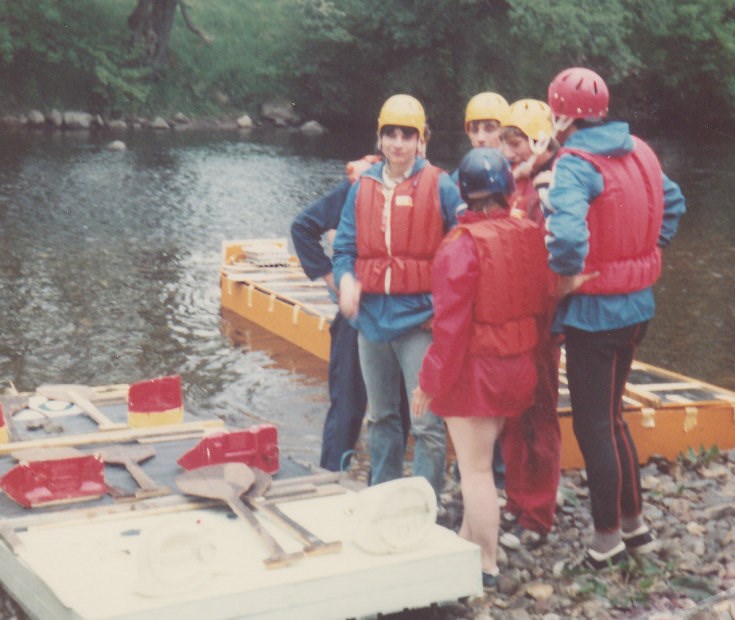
[
  {"xmin": 332, "ymin": 181, "xmax": 361, "ymax": 318},
  {"xmin": 659, "ymin": 173, "xmax": 686, "ymax": 248},
  {"xmin": 413, "ymin": 229, "xmax": 478, "ymax": 415},
  {"xmin": 545, "ymin": 155, "xmax": 602, "ymax": 276},
  {"xmin": 290, "ymin": 179, "xmax": 352, "ymax": 287},
  {"xmin": 437, "ymin": 172, "xmax": 466, "ymax": 230}
]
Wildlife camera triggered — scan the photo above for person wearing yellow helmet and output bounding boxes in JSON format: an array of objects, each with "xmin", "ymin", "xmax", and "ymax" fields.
[
  {"xmin": 332, "ymin": 94, "xmax": 465, "ymax": 500},
  {"xmin": 464, "ymin": 92, "xmax": 510, "ymax": 149},
  {"xmin": 291, "ymin": 151, "xmax": 411, "ymax": 473},
  {"xmin": 500, "ymin": 98, "xmax": 558, "ymax": 223},
  {"xmin": 493, "ymin": 98, "xmax": 563, "ymax": 556},
  {"xmin": 501, "ymin": 102, "xmax": 554, "ymax": 202}
]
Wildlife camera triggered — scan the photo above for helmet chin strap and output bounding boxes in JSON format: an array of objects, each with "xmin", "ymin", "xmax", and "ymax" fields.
[
  {"xmin": 513, "ymin": 132, "xmax": 550, "ymax": 181},
  {"xmin": 552, "ymin": 115, "xmax": 574, "ymax": 138}
]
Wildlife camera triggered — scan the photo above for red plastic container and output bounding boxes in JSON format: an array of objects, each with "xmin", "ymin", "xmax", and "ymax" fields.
[
  {"xmin": 0, "ymin": 454, "xmax": 106, "ymax": 508},
  {"xmin": 177, "ymin": 424, "xmax": 279, "ymax": 474}
]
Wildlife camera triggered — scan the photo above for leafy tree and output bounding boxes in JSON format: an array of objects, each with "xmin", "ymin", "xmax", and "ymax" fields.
[
  {"xmin": 1, "ymin": 0, "xmax": 735, "ymax": 128},
  {"xmin": 0, "ymin": 0, "xmax": 151, "ymax": 113},
  {"xmin": 623, "ymin": 0, "xmax": 735, "ymax": 125}
]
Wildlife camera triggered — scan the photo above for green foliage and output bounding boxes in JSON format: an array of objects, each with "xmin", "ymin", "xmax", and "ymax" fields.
[
  {"xmin": 623, "ymin": 0, "xmax": 735, "ymax": 124},
  {"xmin": 678, "ymin": 444, "xmax": 721, "ymax": 468},
  {"xmin": 1, "ymin": 0, "xmax": 735, "ymax": 127},
  {"xmin": 0, "ymin": 0, "xmax": 150, "ymax": 112}
]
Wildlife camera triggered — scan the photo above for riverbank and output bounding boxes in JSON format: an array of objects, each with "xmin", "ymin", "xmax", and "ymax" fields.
[{"xmin": 0, "ymin": 101, "xmax": 328, "ymax": 137}]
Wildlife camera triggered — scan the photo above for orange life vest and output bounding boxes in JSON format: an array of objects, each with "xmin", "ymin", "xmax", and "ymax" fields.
[
  {"xmin": 460, "ymin": 216, "xmax": 551, "ymax": 357},
  {"xmin": 346, "ymin": 155, "xmax": 382, "ymax": 183},
  {"xmin": 558, "ymin": 136, "xmax": 664, "ymax": 295},
  {"xmin": 355, "ymin": 164, "xmax": 444, "ymax": 294}
]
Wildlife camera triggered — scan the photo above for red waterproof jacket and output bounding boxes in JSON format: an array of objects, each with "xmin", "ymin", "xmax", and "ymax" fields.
[
  {"xmin": 418, "ymin": 209, "xmax": 551, "ymax": 418},
  {"xmin": 354, "ymin": 164, "xmax": 443, "ymax": 294},
  {"xmin": 558, "ymin": 137, "xmax": 664, "ymax": 294}
]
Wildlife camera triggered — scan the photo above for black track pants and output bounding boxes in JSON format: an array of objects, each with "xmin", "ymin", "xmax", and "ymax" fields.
[{"xmin": 564, "ymin": 322, "xmax": 648, "ymax": 532}]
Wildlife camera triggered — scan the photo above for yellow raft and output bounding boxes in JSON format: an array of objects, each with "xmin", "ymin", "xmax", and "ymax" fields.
[{"xmin": 221, "ymin": 239, "xmax": 735, "ymax": 469}]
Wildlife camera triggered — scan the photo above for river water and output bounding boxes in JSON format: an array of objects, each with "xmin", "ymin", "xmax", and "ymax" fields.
[{"xmin": 0, "ymin": 125, "xmax": 732, "ymax": 464}]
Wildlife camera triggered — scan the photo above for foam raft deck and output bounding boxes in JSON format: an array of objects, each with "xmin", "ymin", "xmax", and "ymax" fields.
[
  {"xmin": 0, "ymin": 385, "xmax": 481, "ymax": 620},
  {"xmin": 0, "ymin": 492, "xmax": 480, "ymax": 620},
  {"xmin": 221, "ymin": 239, "xmax": 735, "ymax": 470}
]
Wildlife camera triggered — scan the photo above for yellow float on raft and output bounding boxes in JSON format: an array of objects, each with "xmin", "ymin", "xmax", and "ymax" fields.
[{"xmin": 127, "ymin": 375, "xmax": 184, "ymax": 428}]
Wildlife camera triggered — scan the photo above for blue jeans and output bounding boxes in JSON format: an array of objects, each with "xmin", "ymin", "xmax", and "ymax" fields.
[
  {"xmin": 358, "ymin": 328, "xmax": 446, "ymax": 499},
  {"xmin": 320, "ymin": 312, "xmax": 368, "ymax": 471}
]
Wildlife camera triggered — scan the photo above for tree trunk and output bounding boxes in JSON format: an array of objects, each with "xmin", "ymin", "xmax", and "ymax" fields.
[
  {"xmin": 151, "ymin": 0, "xmax": 178, "ymax": 69},
  {"xmin": 128, "ymin": 0, "xmax": 211, "ymax": 69},
  {"xmin": 128, "ymin": 0, "xmax": 154, "ymax": 51}
]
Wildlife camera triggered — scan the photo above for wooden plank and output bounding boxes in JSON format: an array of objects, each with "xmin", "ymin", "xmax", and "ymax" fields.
[
  {"xmin": 623, "ymin": 384, "xmax": 662, "ymax": 408},
  {"xmin": 0, "ymin": 419, "xmax": 224, "ymax": 456},
  {"xmin": 226, "ymin": 271, "xmax": 309, "ymax": 283}
]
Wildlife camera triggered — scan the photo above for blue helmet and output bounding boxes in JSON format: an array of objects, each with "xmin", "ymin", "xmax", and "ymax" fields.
[{"xmin": 458, "ymin": 147, "xmax": 514, "ymax": 202}]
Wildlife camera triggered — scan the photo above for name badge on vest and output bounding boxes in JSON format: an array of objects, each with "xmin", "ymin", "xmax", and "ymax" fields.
[{"xmin": 395, "ymin": 195, "xmax": 413, "ymax": 207}]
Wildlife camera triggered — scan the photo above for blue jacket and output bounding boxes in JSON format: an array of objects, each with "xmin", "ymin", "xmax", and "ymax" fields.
[
  {"xmin": 333, "ymin": 157, "xmax": 465, "ymax": 342},
  {"xmin": 545, "ymin": 121, "xmax": 686, "ymax": 332},
  {"xmin": 291, "ymin": 178, "xmax": 352, "ymax": 305}
]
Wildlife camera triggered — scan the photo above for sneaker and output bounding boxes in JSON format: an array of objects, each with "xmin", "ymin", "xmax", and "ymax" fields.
[
  {"xmin": 622, "ymin": 525, "xmax": 659, "ymax": 554},
  {"xmin": 482, "ymin": 570, "xmax": 499, "ymax": 590},
  {"xmin": 562, "ymin": 542, "xmax": 629, "ymax": 574},
  {"xmin": 499, "ymin": 525, "xmax": 547, "ymax": 551}
]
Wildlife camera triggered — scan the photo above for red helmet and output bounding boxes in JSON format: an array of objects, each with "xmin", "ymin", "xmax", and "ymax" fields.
[{"xmin": 547, "ymin": 67, "xmax": 609, "ymax": 120}]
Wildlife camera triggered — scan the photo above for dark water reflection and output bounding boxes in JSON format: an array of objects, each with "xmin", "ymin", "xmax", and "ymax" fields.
[{"xmin": 0, "ymin": 126, "xmax": 732, "ymax": 464}]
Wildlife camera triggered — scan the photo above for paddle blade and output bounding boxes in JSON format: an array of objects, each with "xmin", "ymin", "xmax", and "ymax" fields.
[{"xmin": 175, "ymin": 463, "xmax": 255, "ymax": 502}]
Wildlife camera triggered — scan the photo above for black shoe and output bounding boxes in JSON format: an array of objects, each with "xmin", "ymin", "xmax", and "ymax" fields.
[
  {"xmin": 622, "ymin": 525, "xmax": 659, "ymax": 554},
  {"xmin": 482, "ymin": 571, "xmax": 498, "ymax": 590},
  {"xmin": 562, "ymin": 542, "xmax": 629, "ymax": 574}
]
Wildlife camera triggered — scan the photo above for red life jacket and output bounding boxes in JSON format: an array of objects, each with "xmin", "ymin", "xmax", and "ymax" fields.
[
  {"xmin": 355, "ymin": 164, "xmax": 444, "ymax": 294},
  {"xmin": 460, "ymin": 216, "xmax": 551, "ymax": 357},
  {"xmin": 509, "ymin": 176, "xmax": 540, "ymax": 223},
  {"xmin": 558, "ymin": 136, "xmax": 664, "ymax": 295}
]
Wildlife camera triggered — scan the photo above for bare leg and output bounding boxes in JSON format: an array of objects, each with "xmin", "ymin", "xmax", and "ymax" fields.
[{"xmin": 446, "ymin": 415, "xmax": 504, "ymax": 574}]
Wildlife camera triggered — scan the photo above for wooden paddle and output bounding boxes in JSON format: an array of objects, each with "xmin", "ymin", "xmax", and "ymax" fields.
[
  {"xmin": 243, "ymin": 466, "xmax": 342, "ymax": 556},
  {"xmin": 36, "ymin": 384, "xmax": 128, "ymax": 431},
  {"xmin": 175, "ymin": 463, "xmax": 303, "ymax": 569},
  {"xmin": 98, "ymin": 445, "xmax": 170, "ymax": 498}
]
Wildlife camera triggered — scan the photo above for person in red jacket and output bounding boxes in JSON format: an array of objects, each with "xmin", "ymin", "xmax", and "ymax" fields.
[
  {"xmin": 412, "ymin": 148, "xmax": 552, "ymax": 588},
  {"xmin": 497, "ymin": 99, "xmax": 562, "ymax": 552}
]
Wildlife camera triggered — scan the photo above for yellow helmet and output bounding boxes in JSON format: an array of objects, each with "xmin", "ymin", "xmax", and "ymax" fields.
[
  {"xmin": 377, "ymin": 94, "xmax": 426, "ymax": 140},
  {"xmin": 464, "ymin": 92, "xmax": 510, "ymax": 130},
  {"xmin": 504, "ymin": 99, "xmax": 553, "ymax": 142}
]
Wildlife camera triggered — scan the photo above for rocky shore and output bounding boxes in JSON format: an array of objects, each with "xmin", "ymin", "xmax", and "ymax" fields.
[
  {"xmin": 345, "ymin": 443, "xmax": 735, "ymax": 620},
  {"xmin": 0, "ymin": 100, "xmax": 329, "ymax": 144},
  {"xmin": 1, "ymin": 446, "xmax": 733, "ymax": 619}
]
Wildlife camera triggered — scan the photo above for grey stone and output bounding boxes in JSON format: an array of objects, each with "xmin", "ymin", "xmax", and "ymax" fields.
[
  {"xmin": 27, "ymin": 110, "xmax": 45, "ymax": 125},
  {"xmin": 63, "ymin": 111, "xmax": 93, "ymax": 129},
  {"xmin": 300, "ymin": 120, "xmax": 327, "ymax": 135}
]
